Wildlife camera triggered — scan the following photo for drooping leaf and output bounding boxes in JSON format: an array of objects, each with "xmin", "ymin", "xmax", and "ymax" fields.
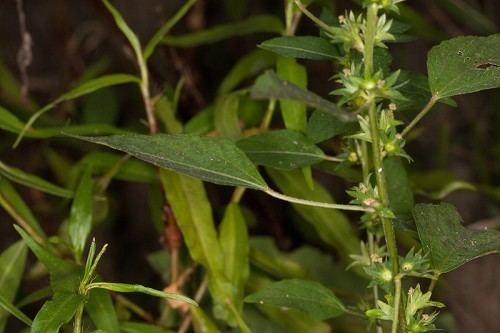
[
  {"xmin": 0, "ymin": 241, "xmax": 28, "ymax": 331},
  {"xmin": 218, "ymin": 50, "xmax": 276, "ymax": 95},
  {"xmin": 31, "ymin": 293, "xmax": 84, "ymax": 333},
  {"xmin": 120, "ymin": 321, "xmax": 175, "ymax": 333},
  {"xmin": 260, "ymin": 36, "xmax": 338, "ymax": 60},
  {"xmin": 0, "ymin": 294, "xmax": 32, "ymax": 327},
  {"xmin": 73, "ymin": 134, "xmax": 268, "ymax": 190},
  {"xmin": 245, "ymin": 279, "xmax": 345, "ymax": 320},
  {"xmin": 163, "ymin": 15, "xmax": 283, "ymax": 47},
  {"xmin": 0, "ymin": 177, "xmax": 45, "ymax": 241},
  {"xmin": 219, "ymin": 204, "xmax": 249, "ymax": 310},
  {"xmin": 413, "ymin": 203, "xmax": 500, "ymax": 273},
  {"xmin": 266, "ymin": 169, "xmax": 359, "ymax": 259},
  {"xmin": 307, "ymin": 110, "xmax": 357, "ymax": 143},
  {"xmin": 0, "ymin": 162, "xmax": 72, "ymax": 198},
  {"xmin": 68, "ymin": 167, "xmax": 93, "ymax": 260},
  {"xmin": 214, "ymin": 93, "xmax": 242, "ymax": 140},
  {"xmin": 237, "ymin": 129, "xmax": 325, "ymax": 169},
  {"xmin": 251, "ymin": 71, "xmax": 355, "ymax": 122},
  {"xmin": 86, "ymin": 288, "xmax": 120, "ymax": 333},
  {"xmin": 277, "ymin": 57, "xmax": 308, "ymax": 132},
  {"xmin": 427, "ymin": 35, "xmax": 500, "ymax": 99},
  {"xmin": 87, "ymin": 282, "xmax": 196, "ymax": 304}
]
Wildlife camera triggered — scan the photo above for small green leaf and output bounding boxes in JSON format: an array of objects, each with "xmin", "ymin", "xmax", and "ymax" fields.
[
  {"xmin": 68, "ymin": 167, "xmax": 93, "ymax": 260},
  {"xmin": 120, "ymin": 321, "xmax": 175, "ymax": 333},
  {"xmin": 31, "ymin": 293, "xmax": 84, "ymax": 333},
  {"xmin": 86, "ymin": 288, "xmax": 120, "ymax": 333},
  {"xmin": 251, "ymin": 71, "xmax": 355, "ymax": 122},
  {"xmin": 0, "ymin": 162, "xmax": 72, "ymax": 198},
  {"xmin": 102, "ymin": 0, "xmax": 141, "ymax": 57},
  {"xmin": 184, "ymin": 107, "xmax": 215, "ymax": 135},
  {"xmin": 163, "ymin": 15, "xmax": 283, "ymax": 47},
  {"xmin": 214, "ymin": 93, "xmax": 242, "ymax": 140},
  {"xmin": 72, "ymin": 134, "xmax": 268, "ymax": 190},
  {"xmin": 219, "ymin": 204, "xmax": 249, "ymax": 310},
  {"xmin": 0, "ymin": 294, "xmax": 32, "ymax": 327},
  {"xmin": 413, "ymin": 203, "xmax": 500, "ymax": 273},
  {"xmin": 245, "ymin": 279, "xmax": 345, "ymax": 320},
  {"xmin": 0, "ymin": 241, "xmax": 28, "ymax": 330},
  {"xmin": 237, "ymin": 130, "xmax": 325, "ymax": 169},
  {"xmin": 260, "ymin": 36, "xmax": 338, "ymax": 60},
  {"xmin": 307, "ymin": 110, "xmax": 356, "ymax": 143},
  {"xmin": 218, "ymin": 50, "xmax": 276, "ymax": 95},
  {"xmin": 87, "ymin": 282, "xmax": 196, "ymax": 305},
  {"xmin": 428, "ymin": 35, "xmax": 500, "ymax": 99}
]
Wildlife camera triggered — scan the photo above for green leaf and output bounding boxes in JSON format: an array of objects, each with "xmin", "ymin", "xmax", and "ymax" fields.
[
  {"xmin": 31, "ymin": 293, "xmax": 84, "ymax": 333},
  {"xmin": 72, "ymin": 134, "xmax": 268, "ymax": 190},
  {"xmin": 245, "ymin": 279, "xmax": 345, "ymax": 320},
  {"xmin": 120, "ymin": 321, "xmax": 175, "ymax": 333},
  {"xmin": 260, "ymin": 36, "xmax": 338, "ymax": 60},
  {"xmin": 163, "ymin": 15, "xmax": 283, "ymax": 47},
  {"xmin": 86, "ymin": 288, "xmax": 120, "ymax": 333},
  {"xmin": 0, "ymin": 177, "xmax": 45, "ymax": 241},
  {"xmin": 237, "ymin": 130, "xmax": 325, "ymax": 170},
  {"xmin": 102, "ymin": 1, "xmax": 141, "ymax": 57},
  {"xmin": 0, "ymin": 294, "xmax": 32, "ymax": 327},
  {"xmin": 184, "ymin": 107, "xmax": 215, "ymax": 135},
  {"xmin": 384, "ymin": 157, "xmax": 414, "ymax": 227},
  {"xmin": 218, "ymin": 50, "xmax": 276, "ymax": 95},
  {"xmin": 307, "ymin": 110, "xmax": 356, "ymax": 143},
  {"xmin": 87, "ymin": 282, "xmax": 196, "ymax": 305},
  {"xmin": 427, "ymin": 35, "xmax": 500, "ymax": 99},
  {"xmin": 219, "ymin": 204, "xmax": 249, "ymax": 309},
  {"xmin": 190, "ymin": 306, "xmax": 219, "ymax": 333},
  {"xmin": 14, "ymin": 74, "xmax": 139, "ymax": 147},
  {"xmin": 251, "ymin": 71, "xmax": 355, "ymax": 122},
  {"xmin": 277, "ymin": 57, "xmax": 308, "ymax": 132},
  {"xmin": 214, "ymin": 93, "xmax": 242, "ymax": 140},
  {"xmin": 0, "ymin": 162, "xmax": 72, "ymax": 198},
  {"xmin": 266, "ymin": 169, "xmax": 359, "ymax": 259},
  {"xmin": 435, "ymin": 0, "xmax": 497, "ymax": 35},
  {"xmin": 413, "ymin": 203, "xmax": 500, "ymax": 273},
  {"xmin": 68, "ymin": 167, "xmax": 93, "ymax": 260},
  {"xmin": 0, "ymin": 241, "xmax": 28, "ymax": 330}
]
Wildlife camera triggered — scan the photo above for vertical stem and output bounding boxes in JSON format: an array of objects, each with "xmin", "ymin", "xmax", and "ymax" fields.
[
  {"xmin": 73, "ymin": 303, "xmax": 84, "ymax": 333},
  {"xmin": 391, "ymin": 276, "xmax": 402, "ymax": 333},
  {"xmin": 364, "ymin": 4, "xmax": 378, "ymax": 79}
]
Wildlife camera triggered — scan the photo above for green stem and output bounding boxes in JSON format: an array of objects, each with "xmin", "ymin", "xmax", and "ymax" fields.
[
  {"xmin": 265, "ymin": 188, "xmax": 369, "ymax": 212},
  {"xmin": 364, "ymin": 4, "xmax": 378, "ymax": 78},
  {"xmin": 391, "ymin": 276, "xmax": 402, "ymax": 333},
  {"xmin": 401, "ymin": 96, "xmax": 438, "ymax": 137},
  {"xmin": 73, "ymin": 303, "xmax": 84, "ymax": 333},
  {"xmin": 293, "ymin": 0, "xmax": 334, "ymax": 33}
]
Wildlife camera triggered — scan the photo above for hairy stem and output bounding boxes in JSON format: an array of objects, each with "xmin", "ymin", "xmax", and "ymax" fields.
[{"xmin": 364, "ymin": 4, "xmax": 378, "ymax": 78}]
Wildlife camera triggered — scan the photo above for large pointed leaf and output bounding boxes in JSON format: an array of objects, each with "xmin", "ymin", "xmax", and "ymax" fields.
[
  {"xmin": 31, "ymin": 293, "xmax": 84, "ymax": 333},
  {"xmin": 0, "ymin": 241, "xmax": 28, "ymax": 331},
  {"xmin": 73, "ymin": 134, "xmax": 268, "ymax": 190},
  {"xmin": 251, "ymin": 71, "xmax": 355, "ymax": 122},
  {"xmin": 413, "ymin": 203, "xmax": 500, "ymax": 273},
  {"xmin": 427, "ymin": 35, "xmax": 500, "ymax": 99},
  {"xmin": 237, "ymin": 130, "xmax": 325, "ymax": 169},
  {"xmin": 245, "ymin": 279, "xmax": 345, "ymax": 320},
  {"xmin": 260, "ymin": 36, "xmax": 338, "ymax": 60}
]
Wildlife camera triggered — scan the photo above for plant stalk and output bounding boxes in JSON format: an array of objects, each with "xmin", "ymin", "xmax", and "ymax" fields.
[
  {"xmin": 364, "ymin": 4, "xmax": 378, "ymax": 79},
  {"xmin": 401, "ymin": 96, "xmax": 438, "ymax": 137},
  {"xmin": 391, "ymin": 276, "xmax": 402, "ymax": 333},
  {"xmin": 73, "ymin": 303, "xmax": 85, "ymax": 333}
]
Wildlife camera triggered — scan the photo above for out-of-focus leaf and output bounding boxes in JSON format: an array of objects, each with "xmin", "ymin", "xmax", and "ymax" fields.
[
  {"xmin": 68, "ymin": 167, "xmax": 93, "ymax": 260},
  {"xmin": 120, "ymin": 321, "xmax": 175, "ymax": 333},
  {"xmin": 245, "ymin": 279, "xmax": 345, "ymax": 320},
  {"xmin": 277, "ymin": 57, "xmax": 307, "ymax": 132},
  {"xmin": 0, "ymin": 162, "xmax": 72, "ymax": 198},
  {"xmin": 82, "ymin": 88, "xmax": 119, "ymax": 125},
  {"xmin": 384, "ymin": 157, "xmax": 414, "ymax": 226},
  {"xmin": 16, "ymin": 287, "xmax": 52, "ymax": 308},
  {"xmin": 251, "ymin": 71, "xmax": 354, "ymax": 122},
  {"xmin": 0, "ymin": 177, "xmax": 45, "ymax": 241},
  {"xmin": 218, "ymin": 50, "xmax": 276, "ymax": 95},
  {"xmin": 87, "ymin": 282, "xmax": 196, "ymax": 305},
  {"xmin": 15, "ymin": 74, "xmax": 139, "ymax": 147},
  {"xmin": 219, "ymin": 204, "xmax": 249, "ymax": 310},
  {"xmin": 413, "ymin": 203, "xmax": 500, "ymax": 273},
  {"xmin": 190, "ymin": 305, "xmax": 219, "ymax": 333},
  {"xmin": 155, "ymin": 95, "xmax": 183, "ymax": 135},
  {"xmin": 163, "ymin": 15, "xmax": 283, "ymax": 47},
  {"xmin": 260, "ymin": 36, "xmax": 338, "ymax": 60},
  {"xmin": 86, "ymin": 288, "xmax": 120, "ymax": 333},
  {"xmin": 184, "ymin": 107, "xmax": 215, "ymax": 135},
  {"xmin": 214, "ymin": 93, "xmax": 241, "ymax": 140},
  {"xmin": 266, "ymin": 169, "xmax": 359, "ymax": 259},
  {"xmin": 307, "ymin": 110, "xmax": 357, "ymax": 143},
  {"xmin": 435, "ymin": 0, "xmax": 497, "ymax": 35},
  {"xmin": 0, "ymin": 241, "xmax": 28, "ymax": 331},
  {"xmin": 0, "ymin": 294, "xmax": 32, "ymax": 327},
  {"xmin": 237, "ymin": 129, "xmax": 325, "ymax": 169},
  {"xmin": 73, "ymin": 134, "xmax": 268, "ymax": 190},
  {"xmin": 398, "ymin": 4, "xmax": 447, "ymax": 42},
  {"xmin": 418, "ymin": 181, "xmax": 476, "ymax": 200},
  {"xmin": 428, "ymin": 35, "xmax": 500, "ymax": 99},
  {"xmin": 31, "ymin": 293, "xmax": 84, "ymax": 333},
  {"xmin": 242, "ymin": 307, "xmax": 288, "ymax": 333}
]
